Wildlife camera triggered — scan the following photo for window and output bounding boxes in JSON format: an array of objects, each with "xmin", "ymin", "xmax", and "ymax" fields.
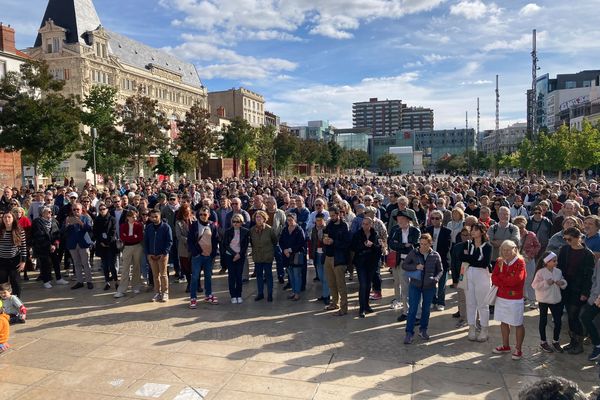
[
  {"xmin": 96, "ymin": 43, "xmax": 101, "ymax": 57},
  {"xmin": 101, "ymin": 44, "xmax": 107, "ymax": 58},
  {"xmin": 0, "ymin": 61, "xmax": 6, "ymax": 80},
  {"xmin": 565, "ymin": 81, "xmax": 576, "ymax": 89},
  {"xmin": 583, "ymin": 80, "xmax": 592, "ymax": 87}
]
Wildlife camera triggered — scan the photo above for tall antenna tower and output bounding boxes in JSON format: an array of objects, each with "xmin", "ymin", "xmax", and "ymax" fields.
[
  {"xmin": 477, "ymin": 97, "xmax": 480, "ymax": 148},
  {"xmin": 531, "ymin": 29, "xmax": 538, "ymax": 140},
  {"xmin": 495, "ymin": 75, "xmax": 500, "ymax": 152},
  {"xmin": 466, "ymin": 111, "xmax": 470, "ymax": 171}
]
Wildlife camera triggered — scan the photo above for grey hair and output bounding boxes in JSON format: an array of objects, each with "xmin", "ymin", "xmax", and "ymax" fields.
[{"xmin": 518, "ymin": 376, "xmax": 587, "ymax": 400}]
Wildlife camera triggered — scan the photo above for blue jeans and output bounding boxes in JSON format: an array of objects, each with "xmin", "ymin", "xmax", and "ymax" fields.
[
  {"xmin": 225, "ymin": 254, "xmax": 244, "ymax": 298},
  {"xmin": 433, "ymin": 269, "xmax": 448, "ymax": 306},
  {"xmin": 191, "ymin": 255, "xmax": 212, "ymax": 299},
  {"xmin": 288, "ymin": 265, "xmax": 302, "ymax": 295},
  {"xmin": 255, "ymin": 262, "xmax": 273, "ymax": 297},
  {"xmin": 314, "ymin": 253, "xmax": 329, "ymax": 299},
  {"xmin": 406, "ymin": 285, "xmax": 435, "ymax": 334},
  {"xmin": 274, "ymin": 245, "xmax": 284, "ymax": 279}
]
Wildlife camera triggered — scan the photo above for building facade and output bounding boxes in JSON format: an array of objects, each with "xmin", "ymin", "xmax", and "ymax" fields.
[
  {"xmin": 26, "ymin": 0, "xmax": 208, "ymax": 182},
  {"xmin": 333, "ymin": 127, "xmax": 371, "ymax": 153},
  {"xmin": 207, "ymin": 88, "xmax": 265, "ymax": 128},
  {"xmin": 0, "ymin": 23, "xmax": 25, "ymax": 187},
  {"xmin": 353, "ymin": 98, "xmax": 403, "ymax": 137},
  {"xmin": 264, "ymin": 110, "xmax": 280, "ymax": 132},
  {"xmin": 401, "ymin": 107, "xmax": 434, "ymax": 131},
  {"xmin": 479, "ymin": 122, "xmax": 528, "ymax": 155},
  {"xmin": 289, "ymin": 120, "xmax": 333, "ymax": 141}
]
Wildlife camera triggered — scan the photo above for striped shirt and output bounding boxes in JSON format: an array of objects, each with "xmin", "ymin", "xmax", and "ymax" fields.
[{"xmin": 0, "ymin": 229, "xmax": 27, "ymax": 261}]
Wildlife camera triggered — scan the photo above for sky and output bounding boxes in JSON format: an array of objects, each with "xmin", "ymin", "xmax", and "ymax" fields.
[{"xmin": 5, "ymin": 0, "xmax": 600, "ymax": 131}]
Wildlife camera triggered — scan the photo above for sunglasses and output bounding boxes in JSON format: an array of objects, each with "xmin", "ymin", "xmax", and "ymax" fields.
[
  {"xmin": 430, "ymin": 217, "xmax": 441, "ymax": 220},
  {"xmin": 233, "ymin": 220, "xmax": 242, "ymax": 223},
  {"xmin": 99, "ymin": 207, "xmax": 107, "ymax": 211},
  {"xmin": 199, "ymin": 213, "xmax": 209, "ymax": 217}
]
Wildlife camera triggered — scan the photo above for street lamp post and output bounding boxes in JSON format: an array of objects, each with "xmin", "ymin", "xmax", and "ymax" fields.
[{"xmin": 91, "ymin": 128, "xmax": 97, "ymax": 186}]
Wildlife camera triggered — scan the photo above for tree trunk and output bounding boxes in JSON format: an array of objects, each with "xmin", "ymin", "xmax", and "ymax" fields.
[
  {"xmin": 558, "ymin": 170, "xmax": 563, "ymax": 180},
  {"xmin": 233, "ymin": 157, "xmax": 238, "ymax": 178},
  {"xmin": 33, "ymin": 161, "xmax": 39, "ymax": 191},
  {"xmin": 244, "ymin": 159, "xmax": 249, "ymax": 179}
]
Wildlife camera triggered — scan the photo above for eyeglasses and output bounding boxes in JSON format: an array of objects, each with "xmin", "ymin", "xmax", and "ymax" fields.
[
  {"xmin": 169, "ymin": 198, "xmax": 177, "ymax": 201},
  {"xmin": 233, "ymin": 220, "xmax": 242, "ymax": 223},
  {"xmin": 430, "ymin": 217, "xmax": 441, "ymax": 220},
  {"xmin": 99, "ymin": 207, "xmax": 107, "ymax": 211},
  {"xmin": 199, "ymin": 213, "xmax": 209, "ymax": 217}
]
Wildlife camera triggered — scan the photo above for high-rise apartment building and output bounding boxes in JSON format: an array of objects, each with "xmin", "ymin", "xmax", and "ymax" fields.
[
  {"xmin": 352, "ymin": 98, "xmax": 403, "ymax": 136},
  {"xmin": 207, "ymin": 88, "xmax": 265, "ymax": 127},
  {"xmin": 401, "ymin": 107, "xmax": 434, "ymax": 131}
]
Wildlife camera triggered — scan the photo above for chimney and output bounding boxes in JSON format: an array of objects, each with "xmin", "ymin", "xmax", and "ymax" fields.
[
  {"xmin": 0, "ymin": 23, "xmax": 16, "ymax": 54},
  {"xmin": 217, "ymin": 106, "xmax": 225, "ymax": 118}
]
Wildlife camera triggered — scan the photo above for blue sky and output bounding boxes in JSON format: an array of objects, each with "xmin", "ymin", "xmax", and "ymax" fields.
[{"xmin": 5, "ymin": 0, "xmax": 600, "ymax": 130}]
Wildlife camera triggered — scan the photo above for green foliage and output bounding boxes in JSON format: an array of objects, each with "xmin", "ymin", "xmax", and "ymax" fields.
[
  {"xmin": 377, "ymin": 153, "xmax": 400, "ymax": 172},
  {"xmin": 153, "ymin": 148, "xmax": 175, "ymax": 176},
  {"xmin": 255, "ymin": 125, "xmax": 277, "ymax": 173},
  {"xmin": 325, "ymin": 140, "xmax": 344, "ymax": 170},
  {"xmin": 119, "ymin": 92, "xmax": 168, "ymax": 177},
  {"xmin": 0, "ymin": 60, "xmax": 82, "ymax": 178},
  {"xmin": 174, "ymin": 151, "xmax": 197, "ymax": 175},
  {"xmin": 175, "ymin": 104, "xmax": 216, "ymax": 179},
  {"xmin": 273, "ymin": 130, "xmax": 299, "ymax": 173},
  {"xmin": 219, "ymin": 117, "xmax": 256, "ymax": 176},
  {"xmin": 342, "ymin": 149, "xmax": 371, "ymax": 169},
  {"xmin": 79, "ymin": 85, "xmax": 129, "ymax": 178},
  {"xmin": 569, "ymin": 120, "xmax": 600, "ymax": 171},
  {"xmin": 515, "ymin": 137, "xmax": 534, "ymax": 172}
]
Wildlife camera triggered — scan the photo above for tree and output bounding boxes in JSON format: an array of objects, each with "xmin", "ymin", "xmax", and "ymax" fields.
[
  {"xmin": 273, "ymin": 130, "xmax": 299, "ymax": 174},
  {"xmin": 153, "ymin": 148, "xmax": 175, "ymax": 176},
  {"xmin": 325, "ymin": 140, "xmax": 344, "ymax": 172},
  {"xmin": 515, "ymin": 137, "xmax": 534, "ymax": 175},
  {"xmin": 448, "ymin": 155, "xmax": 467, "ymax": 172},
  {"xmin": 79, "ymin": 85, "xmax": 129, "ymax": 179},
  {"xmin": 219, "ymin": 117, "xmax": 256, "ymax": 178},
  {"xmin": 342, "ymin": 149, "xmax": 371, "ymax": 169},
  {"xmin": 255, "ymin": 125, "xmax": 277, "ymax": 175},
  {"xmin": 570, "ymin": 120, "xmax": 600, "ymax": 172},
  {"xmin": 119, "ymin": 92, "xmax": 168, "ymax": 177},
  {"xmin": 175, "ymin": 104, "xmax": 216, "ymax": 180},
  {"xmin": 377, "ymin": 153, "xmax": 400, "ymax": 172},
  {"xmin": 534, "ymin": 129, "xmax": 570, "ymax": 178},
  {"xmin": 0, "ymin": 60, "xmax": 82, "ymax": 183}
]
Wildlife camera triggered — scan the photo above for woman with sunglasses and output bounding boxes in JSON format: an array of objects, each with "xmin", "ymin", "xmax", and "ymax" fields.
[
  {"xmin": 558, "ymin": 227, "xmax": 595, "ymax": 355},
  {"xmin": 0, "ymin": 211, "xmax": 27, "ymax": 297},
  {"xmin": 93, "ymin": 202, "xmax": 118, "ymax": 290}
]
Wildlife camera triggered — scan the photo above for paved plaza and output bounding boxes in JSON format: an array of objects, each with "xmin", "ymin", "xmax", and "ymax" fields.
[{"xmin": 1, "ymin": 262, "xmax": 598, "ymax": 400}]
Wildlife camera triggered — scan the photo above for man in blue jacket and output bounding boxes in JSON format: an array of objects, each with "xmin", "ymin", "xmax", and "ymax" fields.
[
  {"xmin": 144, "ymin": 209, "xmax": 173, "ymax": 302},
  {"xmin": 323, "ymin": 206, "xmax": 351, "ymax": 316},
  {"xmin": 65, "ymin": 203, "xmax": 94, "ymax": 290}
]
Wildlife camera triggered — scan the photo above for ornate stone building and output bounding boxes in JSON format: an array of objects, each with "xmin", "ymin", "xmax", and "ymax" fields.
[
  {"xmin": 26, "ymin": 0, "xmax": 208, "ymax": 182},
  {"xmin": 208, "ymin": 88, "xmax": 265, "ymax": 128}
]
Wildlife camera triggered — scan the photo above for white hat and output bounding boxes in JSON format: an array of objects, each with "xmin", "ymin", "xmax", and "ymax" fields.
[{"xmin": 68, "ymin": 192, "xmax": 78, "ymax": 199}]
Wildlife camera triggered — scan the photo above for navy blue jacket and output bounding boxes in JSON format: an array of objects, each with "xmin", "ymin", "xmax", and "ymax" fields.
[
  {"xmin": 323, "ymin": 220, "xmax": 351, "ymax": 266},
  {"xmin": 144, "ymin": 222, "xmax": 173, "ymax": 256},
  {"xmin": 279, "ymin": 225, "xmax": 306, "ymax": 266},
  {"xmin": 64, "ymin": 215, "xmax": 93, "ymax": 250},
  {"xmin": 187, "ymin": 220, "xmax": 219, "ymax": 258}
]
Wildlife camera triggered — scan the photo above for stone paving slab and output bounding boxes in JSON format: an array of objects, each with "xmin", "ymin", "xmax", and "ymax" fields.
[{"xmin": 1, "ymin": 262, "xmax": 599, "ymax": 399}]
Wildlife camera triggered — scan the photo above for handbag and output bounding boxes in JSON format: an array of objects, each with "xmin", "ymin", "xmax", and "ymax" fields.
[
  {"xmin": 404, "ymin": 269, "xmax": 423, "ymax": 280},
  {"xmin": 116, "ymin": 239, "xmax": 124, "ymax": 251},
  {"xmin": 457, "ymin": 262, "xmax": 469, "ymax": 290},
  {"xmin": 291, "ymin": 251, "xmax": 305, "ymax": 267},
  {"xmin": 484, "ymin": 285, "xmax": 498, "ymax": 305},
  {"xmin": 386, "ymin": 250, "xmax": 397, "ymax": 268}
]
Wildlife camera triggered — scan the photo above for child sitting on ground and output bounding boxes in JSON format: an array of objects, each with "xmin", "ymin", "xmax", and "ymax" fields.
[
  {"xmin": 0, "ymin": 283, "xmax": 27, "ymax": 324},
  {"xmin": 0, "ymin": 299, "xmax": 10, "ymax": 353}
]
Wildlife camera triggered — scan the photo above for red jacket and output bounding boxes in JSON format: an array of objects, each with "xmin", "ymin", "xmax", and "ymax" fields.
[
  {"xmin": 491, "ymin": 257, "xmax": 526, "ymax": 300},
  {"xmin": 120, "ymin": 222, "xmax": 144, "ymax": 245}
]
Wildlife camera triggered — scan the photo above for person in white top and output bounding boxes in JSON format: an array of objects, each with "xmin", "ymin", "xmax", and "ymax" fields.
[{"xmin": 531, "ymin": 251, "xmax": 567, "ymax": 353}]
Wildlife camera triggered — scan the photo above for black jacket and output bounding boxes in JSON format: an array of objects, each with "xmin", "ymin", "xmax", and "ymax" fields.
[
  {"xmin": 351, "ymin": 228, "xmax": 382, "ymax": 267},
  {"xmin": 459, "ymin": 241, "xmax": 493, "ymax": 271},
  {"xmin": 323, "ymin": 220, "xmax": 351, "ymax": 266},
  {"xmin": 93, "ymin": 214, "xmax": 117, "ymax": 257},
  {"xmin": 425, "ymin": 225, "xmax": 452, "ymax": 270},
  {"xmin": 558, "ymin": 244, "xmax": 595, "ymax": 299},
  {"xmin": 221, "ymin": 226, "xmax": 250, "ymax": 259},
  {"xmin": 31, "ymin": 217, "xmax": 60, "ymax": 257},
  {"xmin": 388, "ymin": 225, "xmax": 421, "ymax": 266}
]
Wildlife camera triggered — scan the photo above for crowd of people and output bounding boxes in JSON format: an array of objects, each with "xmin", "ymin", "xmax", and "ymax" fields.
[{"xmin": 0, "ymin": 173, "xmax": 599, "ymax": 365}]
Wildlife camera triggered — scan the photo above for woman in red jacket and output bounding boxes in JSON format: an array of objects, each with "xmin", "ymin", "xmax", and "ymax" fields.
[
  {"xmin": 114, "ymin": 210, "xmax": 144, "ymax": 298},
  {"xmin": 491, "ymin": 240, "xmax": 526, "ymax": 360}
]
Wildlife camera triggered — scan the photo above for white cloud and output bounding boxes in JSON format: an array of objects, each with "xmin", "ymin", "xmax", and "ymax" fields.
[
  {"xmin": 423, "ymin": 53, "xmax": 451, "ymax": 63},
  {"xmin": 519, "ymin": 3, "xmax": 542, "ymax": 16},
  {"xmin": 483, "ymin": 31, "xmax": 547, "ymax": 51},
  {"xmin": 449, "ymin": 0, "xmax": 496, "ymax": 19},
  {"xmin": 461, "ymin": 80, "xmax": 493, "ymax": 85}
]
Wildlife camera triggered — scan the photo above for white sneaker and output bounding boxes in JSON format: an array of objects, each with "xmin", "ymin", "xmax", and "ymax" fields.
[
  {"xmin": 113, "ymin": 292, "xmax": 125, "ymax": 298},
  {"xmin": 389, "ymin": 299, "xmax": 398, "ymax": 310},
  {"xmin": 435, "ymin": 305, "xmax": 445, "ymax": 311},
  {"xmin": 231, "ymin": 297, "xmax": 238, "ymax": 304},
  {"xmin": 133, "ymin": 288, "xmax": 141, "ymax": 294},
  {"xmin": 237, "ymin": 297, "xmax": 243, "ymax": 304},
  {"xmin": 56, "ymin": 278, "xmax": 69, "ymax": 285},
  {"xmin": 43, "ymin": 282, "xmax": 52, "ymax": 289},
  {"xmin": 152, "ymin": 293, "xmax": 161, "ymax": 302},
  {"xmin": 160, "ymin": 293, "xmax": 169, "ymax": 302}
]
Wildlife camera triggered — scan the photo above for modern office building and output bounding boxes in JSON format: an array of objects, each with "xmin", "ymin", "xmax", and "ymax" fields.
[
  {"xmin": 479, "ymin": 122, "xmax": 528, "ymax": 155},
  {"xmin": 26, "ymin": 0, "xmax": 208, "ymax": 181},
  {"xmin": 0, "ymin": 23, "xmax": 25, "ymax": 187},
  {"xmin": 401, "ymin": 107, "xmax": 434, "ymax": 131},
  {"xmin": 289, "ymin": 120, "xmax": 333, "ymax": 141},
  {"xmin": 333, "ymin": 127, "xmax": 371, "ymax": 153},
  {"xmin": 208, "ymin": 87, "xmax": 265, "ymax": 128}
]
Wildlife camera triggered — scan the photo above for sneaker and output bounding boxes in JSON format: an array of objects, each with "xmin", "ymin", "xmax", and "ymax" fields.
[
  {"xmin": 419, "ymin": 330, "xmax": 430, "ymax": 340},
  {"xmin": 103, "ymin": 283, "xmax": 111, "ymax": 291},
  {"xmin": 151, "ymin": 293, "xmax": 162, "ymax": 302},
  {"xmin": 160, "ymin": 293, "xmax": 169, "ymax": 302},
  {"xmin": 369, "ymin": 291, "xmax": 382, "ymax": 300},
  {"xmin": 189, "ymin": 298, "xmax": 197, "ymax": 309},
  {"xmin": 231, "ymin": 297, "xmax": 238, "ymax": 304},
  {"xmin": 178, "ymin": 277, "xmax": 187, "ymax": 284},
  {"xmin": 456, "ymin": 319, "xmax": 468, "ymax": 328},
  {"xmin": 397, "ymin": 314, "xmax": 407, "ymax": 322},
  {"xmin": 56, "ymin": 278, "xmax": 69, "ymax": 285},
  {"xmin": 552, "ymin": 342, "xmax": 564, "ymax": 353},
  {"xmin": 43, "ymin": 282, "xmax": 52, "ymax": 289},
  {"xmin": 588, "ymin": 347, "xmax": 600, "ymax": 361},
  {"xmin": 512, "ymin": 350, "xmax": 523, "ymax": 360},
  {"xmin": 435, "ymin": 305, "xmax": 445, "ymax": 311},
  {"xmin": 528, "ymin": 302, "xmax": 538, "ymax": 310},
  {"xmin": 493, "ymin": 345, "xmax": 512, "ymax": 354},
  {"xmin": 71, "ymin": 282, "xmax": 84, "ymax": 290},
  {"xmin": 540, "ymin": 342, "xmax": 554, "ymax": 353},
  {"xmin": 87, "ymin": 282, "xmax": 94, "ymax": 290},
  {"xmin": 133, "ymin": 288, "xmax": 141, "ymax": 294},
  {"xmin": 113, "ymin": 292, "xmax": 125, "ymax": 298},
  {"xmin": 255, "ymin": 294, "xmax": 265, "ymax": 301},
  {"xmin": 452, "ymin": 311, "xmax": 461, "ymax": 318},
  {"xmin": 205, "ymin": 295, "xmax": 218, "ymax": 304},
  {"xmin": 237, "ymin": 297, "xmax": 243, "ymax": 304},
  {"xmin": 403, "ymin": 333, "xmax": 413, "ymax": 344}
]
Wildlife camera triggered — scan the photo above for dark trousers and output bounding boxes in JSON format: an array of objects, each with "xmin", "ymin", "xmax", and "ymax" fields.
[
  {"xmin": 357, "ymin": 261, "xmax": 376, "ymax": 313},
  {"xmin": 581, "ymin": 303, "xmax": 600, "ymax": 345},
  {"xmin": 565, "ymin": 295, "xmax": 586, "ymax": 336},
  {"xmin": 0, "ymin": 256, "xmax": 21, "ymax": 298},
  {"xmin": 39, "ymin": 254, "xmax": 62, "ymax": 283},
  {"xmin": 255, "ymin": 262, "xmax": 273, "ymax": 297},
  {"xmin": 538, "ymin": 302, "xmax": 563, "ymax": 342},
  {"xmin": 169, "ymin": 236, "xmax": 181, "ymax": 277},
  {"xmin": 433, "ymin": 269, "xmax": 448, "ymax": 306},
  {"xmin": 226, "ymin": 255, "xmax": 244, "ymax": 298},
  {"xmin": 274, "ymin": 245, "xmax": 284, "ymax": 279},
  {"xmin": 99, "ymin": 250, "xmax": 118, "ymax": 283},
  {"xmin": 371, "ymin": 258, "xmax": 382, "ymax": 292}
]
